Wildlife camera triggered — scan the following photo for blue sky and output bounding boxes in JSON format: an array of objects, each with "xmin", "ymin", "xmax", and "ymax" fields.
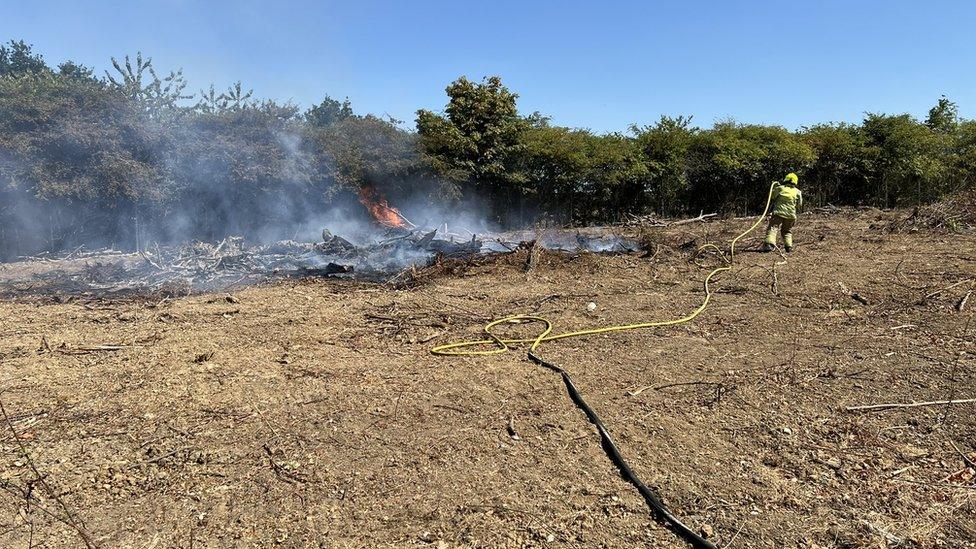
[{"xmin": 3, "ymin": 0, "xmax": 973, "ymax": 132}]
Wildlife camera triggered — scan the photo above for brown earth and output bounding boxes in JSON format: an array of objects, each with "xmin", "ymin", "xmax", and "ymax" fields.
[{"xmin": 0, "ymin": 209, "xmax": 974, "ymax": 548}]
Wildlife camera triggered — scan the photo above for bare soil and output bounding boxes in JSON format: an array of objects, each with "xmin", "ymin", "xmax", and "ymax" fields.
[{"xmin": 1, "ymin": 209, "xmax": 974, "ymax": 548}]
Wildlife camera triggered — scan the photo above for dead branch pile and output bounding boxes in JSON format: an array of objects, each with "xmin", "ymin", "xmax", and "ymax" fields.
[
  {"xmin": 7, "ymin": 229, "xmax": 487, "ymax": 295},
  {"xmin": 887, "ymin": 189, "xmax": 976, "ymax": 233},
  {"xmin": 1, "ymin": 225, "xmax": 647, "ymax": 297}
]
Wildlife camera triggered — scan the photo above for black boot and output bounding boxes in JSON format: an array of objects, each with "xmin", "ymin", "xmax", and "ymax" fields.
[
  {"xmin": 760, "ymin": 243, "xmax": 774, "ymax": 253},
  {"xmin": 785, "ymin": 245, "xmax": 793, "ymax": 253}
]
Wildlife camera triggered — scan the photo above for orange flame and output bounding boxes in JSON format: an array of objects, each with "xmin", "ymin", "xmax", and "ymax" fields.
[{"xmin": 359, "ymin": 187, "xmax": 409, "ymax": 228}]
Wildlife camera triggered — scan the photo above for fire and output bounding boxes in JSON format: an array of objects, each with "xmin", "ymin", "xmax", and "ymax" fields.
[{"xmin": 359, "ymin": 186, "xmax": 410, "ymax": 229}]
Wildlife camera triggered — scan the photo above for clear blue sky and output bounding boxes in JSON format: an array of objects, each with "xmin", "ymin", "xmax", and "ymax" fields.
[{"xmin": 3, "ymin": 0, "xmax": 973, "ymax": 132}]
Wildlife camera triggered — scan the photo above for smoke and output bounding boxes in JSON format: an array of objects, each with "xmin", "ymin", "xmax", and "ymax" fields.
[
  {"xmin": 0, "ymin": 92, "xmax": 529, "ymax": 271},
  {"xmin": 0, "ymin": 124, "xmax": 495, "ymax": 265}
]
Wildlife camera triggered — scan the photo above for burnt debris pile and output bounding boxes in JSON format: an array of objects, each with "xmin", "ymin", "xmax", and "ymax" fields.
[{"xmin": 0, "ymin": 226, "xmax": 636, "ymax": 297}]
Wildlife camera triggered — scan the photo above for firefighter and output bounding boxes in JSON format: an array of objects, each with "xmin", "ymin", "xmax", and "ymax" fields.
[{"xmin": 761, "ymin": 173, "xmax": 803, "ymax": 252}]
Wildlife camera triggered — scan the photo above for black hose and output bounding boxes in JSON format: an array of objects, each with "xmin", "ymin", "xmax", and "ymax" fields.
[{"xmin": 528, "ymin": 350, "xmax": 717, "ymax": 549}]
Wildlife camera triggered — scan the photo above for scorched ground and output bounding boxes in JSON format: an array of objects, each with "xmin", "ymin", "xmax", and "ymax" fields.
[{"xmin": 0, "ymin": 209, "xmax": 974, "ymax": 547}]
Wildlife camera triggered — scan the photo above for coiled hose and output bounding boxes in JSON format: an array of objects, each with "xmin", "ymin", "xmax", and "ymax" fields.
[{"xmin": 431, "ymin": 183, "xmax": 777, "ymax": 548}]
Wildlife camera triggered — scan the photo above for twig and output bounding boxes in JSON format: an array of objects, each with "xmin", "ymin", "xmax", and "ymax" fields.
[
  {"xmin": 837, "ymin": 281, "xmax": 869, "ymax": 305},
  {"xmin": 262, "ymin": 444, "xmax": 308, "ymax": 484},
  {"xmin": 654, "ymin": 381, "xmax": 723, "ymax": 391},
  {"xmin": 859, "ymin": 519, "xmax": 903, "ymax": 545},
  {"xmin": 846, "ymin": 398, "xmax": 976, "ymax": 412},
  {"xmin": 145, "ymin": 447, "xmax": 187, "ymax": 465},
  {"xmin": 937, "ymin": 315, "xmax": 972, "ymax": 426},
  {"xmin": 946, "ymin": 437, "xmax": 976, "ymax": 469},
  {"xmin": 0, "ymin": 398, "xmax": 97, "ymax": 548},
  {"xmin": 59, "ymin": 344, "xmax": 128, "ymax": 355},
  {"xmin": 887, "ymin": 465, "xmax": 915, "ymax": 478},
  {"xmin": 722, "ymin": 521, "xmax": 747, "ymax": 548},
  {"xmin": 626, "ymin": 385, "xmax": 655, "ymax": 397},
  {"xmin": 958, "ymin": 287, "xmax": 973, "ymax": 312},
  {"xmin": 921, "ymin": 278, "xmax": 974, "ymax": 302}
]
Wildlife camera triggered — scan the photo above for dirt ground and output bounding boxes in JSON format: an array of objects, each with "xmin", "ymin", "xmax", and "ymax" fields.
[{"xmin": 1, "ymin": 209, "xmax": 974, "ymax": 548}]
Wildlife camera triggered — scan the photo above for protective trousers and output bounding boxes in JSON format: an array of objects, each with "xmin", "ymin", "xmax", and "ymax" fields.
[{"xmin": 764, "ymin": 215, "xmax": 795, "ymax": 249}]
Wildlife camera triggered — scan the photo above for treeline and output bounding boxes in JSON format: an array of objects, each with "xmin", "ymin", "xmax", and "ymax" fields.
[
  {"xmin": 419, "ymin": 78, "xmax": 975, "ymax": 223},
  {"xmin": 0, "ymin": 40, "xmax": 973, "ymax": 258}
]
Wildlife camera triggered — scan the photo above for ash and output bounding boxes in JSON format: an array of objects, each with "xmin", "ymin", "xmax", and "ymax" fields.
[{"xmin": 0, "ymin": 226, "xmax": 636, "ymax": 297}]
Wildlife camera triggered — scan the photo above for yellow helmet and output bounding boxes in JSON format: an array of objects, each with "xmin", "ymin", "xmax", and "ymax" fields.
[{"xmin": 784, "ymin": 173, "xmax": 799, "ymax": 185}]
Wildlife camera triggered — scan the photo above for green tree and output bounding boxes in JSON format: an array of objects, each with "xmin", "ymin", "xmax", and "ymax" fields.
[
  {"xmin": 0, "ymin": 73, "xmax": 165, "ymax": 202},
  {"xmin": 860, "ymin": 113, "xmax": 948, "ymax": 206},
  {"xmin": 686, "ymin": 122, "xmax": 814, "ymax": 214},
  {"xmin": 0, "ymin": 40, "xmax": 48, "ymax": 77},
  {"xmin": 306, "ymin": 95, "xmax": 353, "ymax": 127},
  {"xmin": 57, "ymin": 60, "xmax": 97, "ymax": 82},
  {"xmin": 632, "ymin": 116, "xmax": 696, "ymax": 215},
  {"xmin": 926, "ymin": 95, "xmax": 958, "ymax": 134},
  {"xmin": 0, "ymin": 70, "xmax": 168, "ymax": 255},
  {"xmin": 416, "ymin": 76, "xmax": 527, "ymax": 218},
  {"xmin": 580, "ymin": 132, "xmax": 648, "ymax": 223},
  {"xmin": 954, "ymin": 120, "xmax": 976, "ymax": 189},
  {"xmin": 519, "ymin": 124, "xmax": 593, "ymax": 222},
  {"xmin": 800, "ymin": 123, "xmax": 866, "ymax": 205},
  {"xmin": 308, "ymin": 113, "xmax": 427, "ymax": 199},
  {"xmin": 105, "ymin": 53, "xmax": 192, "ymax": 115}
]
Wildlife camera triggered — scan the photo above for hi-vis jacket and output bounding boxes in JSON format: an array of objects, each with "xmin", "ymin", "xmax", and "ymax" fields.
[{"xmin": 770, "ymin": 182, "xmax": 803, "ymax": 220}]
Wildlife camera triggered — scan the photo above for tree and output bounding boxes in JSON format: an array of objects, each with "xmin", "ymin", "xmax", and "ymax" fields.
[
  {"xmin": 800, "ymin": 123, "xmax": 867, "ymax": 205},
  {"xmin": 416, "ymin": 76, "xmax": 527, "ymax": 218},
  {"xmin": 519, "ymin": 124, "xmax": 593, "ymax": 222},
  {"xmin": 221, "ymin": 81, "xmax": 253, "ymax": 111},
  {"xmin": 105, "ymin": 52, "xmax": 192, "ymax": 115},
  {"xmin": 0, "ymin": 69, "xmax": 168, "ymax": 255},
  {"xmin": 0, "ymin": 73, "xmax": 165, "ymax": 202},
  {"xmin": 632, "ymin": 116, "xmax": 697, "ymax": 215},
  {"xmin": 57, "ymin": 60, "xmax": 97, "ymax": 82},
  {"xmin": 860, "ymin": 113, "xmax": 948, "ymax": 206},
  {"xmin": 308, "ymin": 114, "xmax": 423, "ymax": 197},
  {"xmin": 954, "ymin": 120, "xmax": 976, "ymax": 189},
  {"xmin": 0, "ymin": 40, "xmax": 48, "ymax": 77},
  {"xmin": 926, "ymin": 95, "xmax": 958, "ymax": 134},
  {"xmin": 580, "ymin": 132, "xmax": 649, "ymax": 223},
  {"xmin": 306, "ymin": 95, "xmax": 353, "ymax": 127},
  {"xmin": 686, "ymin": 122, "xmax": 814, "ymax": 214}
]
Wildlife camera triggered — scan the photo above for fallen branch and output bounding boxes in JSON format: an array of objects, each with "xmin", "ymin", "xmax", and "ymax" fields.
[
  {"xmin": 668, "ymin": 212, "xmax": 718, "ymax": 227},
  {"xmin": 57, "ymin": 344, "xmax": 129, "ymax": 356},
  {"xmin": 846, "ymin": 397, "xmax": 976, "ymax": 412},
  {"xmin": 625, "ymin": 211, "xmax": 717, "ymax": 227}
]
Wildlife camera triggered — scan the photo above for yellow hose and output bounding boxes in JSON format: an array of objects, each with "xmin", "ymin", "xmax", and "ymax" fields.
[{"xmin": 431, "ymin": 182, "xmax": 777, "ymax": 356}]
